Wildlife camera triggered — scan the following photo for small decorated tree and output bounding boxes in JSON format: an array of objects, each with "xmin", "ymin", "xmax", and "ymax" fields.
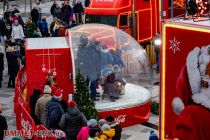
[{"xmin": 73, "ymin": 70, "xmax": 98, "ymax": 120}]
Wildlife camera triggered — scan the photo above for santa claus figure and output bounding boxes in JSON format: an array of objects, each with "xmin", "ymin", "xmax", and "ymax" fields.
[{"xmin": 172, "ymin": 45, "xmax": 210, "ymax": 140}]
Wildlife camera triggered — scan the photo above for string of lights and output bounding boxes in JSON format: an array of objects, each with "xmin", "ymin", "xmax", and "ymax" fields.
[{"xmin": 196, "ymin": 0, "xmax": 209, "ymax": 16}]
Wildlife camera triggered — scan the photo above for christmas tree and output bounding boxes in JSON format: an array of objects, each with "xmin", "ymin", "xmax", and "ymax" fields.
[{"xmin": 73, "ymin": 70, "xmax": 98, "ymax": 120}]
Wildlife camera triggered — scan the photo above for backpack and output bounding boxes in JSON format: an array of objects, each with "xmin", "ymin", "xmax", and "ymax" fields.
[{"xmin": 46, "ymin": 103, "xmax": 61, "ymax": 129}]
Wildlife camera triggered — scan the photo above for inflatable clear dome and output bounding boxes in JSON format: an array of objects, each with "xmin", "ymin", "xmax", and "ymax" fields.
[{"xmin": 67, "ymin": 24, "xmax": 153, "ymax": 88}]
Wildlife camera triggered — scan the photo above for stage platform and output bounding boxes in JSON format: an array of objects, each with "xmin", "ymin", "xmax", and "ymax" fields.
[{"xmin": 95, "ymin": 83, "xmax": 151, "ymax": 127}]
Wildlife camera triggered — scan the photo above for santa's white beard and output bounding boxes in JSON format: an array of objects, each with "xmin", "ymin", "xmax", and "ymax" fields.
[{"xmin": 192, "ymin": 87, "xmax": 210, "ymax": 110}]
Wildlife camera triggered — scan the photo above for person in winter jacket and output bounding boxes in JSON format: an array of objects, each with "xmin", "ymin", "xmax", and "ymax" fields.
[
  {"xmin": 31, "ymin": 5, "xmax": 39, "ymax": 28},
  {"xmin": 4, "ymin": 6, "xmax": 12, "ymax": 22},
  {"xmin": 0, "ymin": 46, "xmax": 4, "ymax": 88},
  {"xmin": 77, "ymin": 119, "xmax": 98, "ymax": 140},
  {"xmin": 59, "ymin": 101, "xmax": 87, "ymax": 140},
  {"xmin": 106, "ymin": 115, "xmax": 122, "ymax": 140},
  {"xmin": 36, "ymin": 0, "xmax": 43, "ymax": 19},
  {"xmin": 35, "ymin": 85, "xmax": 52, "ymax": 126},
  {"xmin": 13, "ymin": 13, "xmax": 25, "ymax": 29},
  {"xmin": 76, "ymin": 39, "xmax": 113, "ymax": 101},
  {"xmin": 30, "ymin": 89, "xmax": 41, "ymax": 125},
  {"xmin": 53, "ymin": 4, "xmax": 62, "ymax": 19},
  {"xmin": 87, "ymin": 128, "xmax": 101, "ymax": 140},
  {"xmin": 6, "ymin": 45, "xmax": 20, "ymax": 88},
  {"xmin": 52, "ymin": 19, "xmax": 62, "ymax": 37},
  {"xmin": 61, "ymin": 1, "xmax": 72, "ymax": 25},
  {"xmin": 11, "ymin": 20, "xmax": 25, "ymax": 44},
  {"xmin": 38, "ymin": 16, "xmax": 49, "ymax": 37},
  {"xmin": 25, "ymin": 17, "xmax": 36, "ymax": 38},
  {"xmin": 50, "ymin": 1, "xmax": 57, "ymax": 17},
  {"xmin": 73, "ymin": 0, "xmax": 84, "ymax": 24},
  {"xmin": 46, "ymin": 90, "xmax": 64, "ymax": 129},
  {"xmin": 0, "ymin": 15, "xmax": 6, "ymax": 43},
  {"xmin": 85, "ymin": 0, "xmax": 90, "ymax": 7},
  {"xmin": 96, "ymin": 124, "xmax": 115, "ymax": 140},
  {"xmin": 149, "ymin": 130, "xmax": 158, "ymax": 140},
  {"xmin": 0, "ymin": 103, "xmax": 8, "ymax": 140}
]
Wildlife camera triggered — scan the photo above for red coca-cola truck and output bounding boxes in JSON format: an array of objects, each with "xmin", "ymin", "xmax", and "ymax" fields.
[
  {"xmin": 85, "ymin": 0, "xmax": 160, "ymax": 45},
  {"xmin": 84, "ymin": 0, "xmax": 160, "ymax": 64}
]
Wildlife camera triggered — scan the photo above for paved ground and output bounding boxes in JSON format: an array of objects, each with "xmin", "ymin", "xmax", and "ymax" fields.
[{"xmin": 0, "ymin": 1, "xmax": 159, "ymax": 140}]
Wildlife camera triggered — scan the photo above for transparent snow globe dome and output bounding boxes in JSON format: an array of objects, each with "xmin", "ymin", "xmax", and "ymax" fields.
[{"xmin": 68, "ymin": 24, "xmax": 153, "ymax": 88}]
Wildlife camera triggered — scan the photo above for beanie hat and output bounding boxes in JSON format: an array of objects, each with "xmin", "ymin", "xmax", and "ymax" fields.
[
  {"xmin": 54, "ymin": 88, "xmax": 63, "ymax": 99},
  {"xmin": 87, "ymin": 119, "xmax": 98, "ymax": 128},
  {"xmin": 106, "ymin": 115, "xmax": 115, "ymax": 123},
  {"xmin": 44, "ymin": 85, "xmax": 51, "ymax": 94},
  {"xmin": 98, "ymin": 119, "xmax": 106, "ymax": 126},
  {"xmin": 68, "ymin": 101, "xmax": 76, "ymax": 108},
  {"xmin": 101, "ymin": 124, "xmax": 110, "ymax": 131},
  {"xmin": 33, "ymin": 89, "xmax": 41, "ymax": 97}
]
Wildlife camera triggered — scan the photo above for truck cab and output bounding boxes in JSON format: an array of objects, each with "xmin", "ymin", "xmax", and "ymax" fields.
[{"xmin": 85, "ymin": 0, "xmax": 160, "ymax": 44}]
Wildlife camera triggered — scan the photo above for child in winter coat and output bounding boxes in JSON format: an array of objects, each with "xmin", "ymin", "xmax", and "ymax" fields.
[
  {"xmin": 96, "ymin": 124, "xmax": 115, "ymax": 140},
  {"xmin": 87, "ymin": 128, "xmax": 101, "ymax": 140},
  {"xmin": 77, "ymin": 119, "xmax": 98, "ymax": 140}
]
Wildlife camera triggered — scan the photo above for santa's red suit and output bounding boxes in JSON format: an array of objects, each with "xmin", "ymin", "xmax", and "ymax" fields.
[{"xmin": 172, "ymin": 47, "xmax": 210, "ymax": 140}]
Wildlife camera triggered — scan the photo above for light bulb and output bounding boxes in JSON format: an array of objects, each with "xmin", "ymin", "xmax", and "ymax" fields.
[
  {"xmin": 53, "ymin": 71, "xmax": 57, "ymax": 76},
  {"xmin": 42, "ymin": 67, "xmax": 46, "ymax": 72}
]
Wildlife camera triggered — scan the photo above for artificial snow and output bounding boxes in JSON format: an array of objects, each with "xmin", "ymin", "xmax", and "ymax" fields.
[{"xmin": 95, "ymin": 83, "xmax": 151, "ymax": 112}]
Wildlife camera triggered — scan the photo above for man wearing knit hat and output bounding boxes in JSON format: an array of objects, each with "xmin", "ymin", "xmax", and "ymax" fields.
[
  {"xmin": 106, "ymin": 115, "xmax": 122, "ymax": 140},
  {"xmin": 59, "ymin": 101, "xmax": 87, "ymax": 140},
  {"xmin": 46, "ymin": 88, "xmax": 64, "ymax": 129},
  {"xmin": 77, "ymin": 119, "xmax": 98, "ymax": 140},
  {"xmin": 35, "ymin": 85, "xmax": 52, "ymax": 126}
]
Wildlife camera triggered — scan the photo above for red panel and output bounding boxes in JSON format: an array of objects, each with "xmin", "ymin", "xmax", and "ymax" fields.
[
  {"xmin": 26, "ymin": 44, "xmax": 74, "ymax": 103},
  {"xmin": 162, "ymin": 24, "xmax": 210, "ymax": 139},
  {"xmin": 15, "ymin": 101, "xmax": 36, "ymax": 139},
  {"xmin": 138, "ymin": 10, "xmax": 152, "ymax": 41},
  {"xmin": 98, "ymin": 101, "xmax": 151, "ymax": 127}
]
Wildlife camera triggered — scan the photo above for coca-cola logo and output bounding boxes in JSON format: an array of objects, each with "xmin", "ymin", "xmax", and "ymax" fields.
[{"xmin": 115, "ymin": 115, "xmax": 127, "ymax": 124}]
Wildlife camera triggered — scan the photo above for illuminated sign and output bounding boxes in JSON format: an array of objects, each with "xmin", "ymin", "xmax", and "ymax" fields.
[{"xmin": 96, "ymin": 0, "xmax": 114, "ymax": 2}]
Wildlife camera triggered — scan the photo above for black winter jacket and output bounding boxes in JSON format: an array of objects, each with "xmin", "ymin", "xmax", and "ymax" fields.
[
  {"xmin": 46, "ymin": 97, "xmax": 64, "ymax": 129},
  {"xmin": 0, "ymin": 114, "xmax": 8, "ymax": 140},
  {"xmin": 59, "ymin": 107, "xmax": 87, "ymax": 140},
  {"xmin": 110, "ymin": 122, "xmax": 122, "ymax": 140}
]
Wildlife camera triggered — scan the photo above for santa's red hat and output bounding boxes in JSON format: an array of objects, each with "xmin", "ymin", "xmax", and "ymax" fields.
[
  {"xmin": 68, "ymin": 101, "xmax": 76, "ymax": 108},
  {"xmin": 54, "ymin": 88, "xmax": 63, "ymax": 99},
  {"xmin": 173, "ymin": 46, "xmax": 210, "ymax": 114}
]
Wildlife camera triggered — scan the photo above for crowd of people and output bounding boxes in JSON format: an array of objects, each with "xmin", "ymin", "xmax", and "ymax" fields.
[
  {"xmin": 29, "ymin": 73, "xmax": 123, "ymax": 140},
  {"xmin": 0, "ymin": 0, "xmax": 86, "ymax": 88}
]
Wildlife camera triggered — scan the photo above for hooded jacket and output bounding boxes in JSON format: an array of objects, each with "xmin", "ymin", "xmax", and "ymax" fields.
[
  {"xmin": 77, "ymin": 126, "xmax": 90, "ymax": 140},
  {"xmin": 59, "ymin": 107, "xmax": 87, "ymax": 139},
  {"xmin": 46, "ymin": 97, "xmax": 64, "ymax": 129},
  {"xmin": 96, "ymin": 129, "xmax": 115, "ymax": 140}
]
